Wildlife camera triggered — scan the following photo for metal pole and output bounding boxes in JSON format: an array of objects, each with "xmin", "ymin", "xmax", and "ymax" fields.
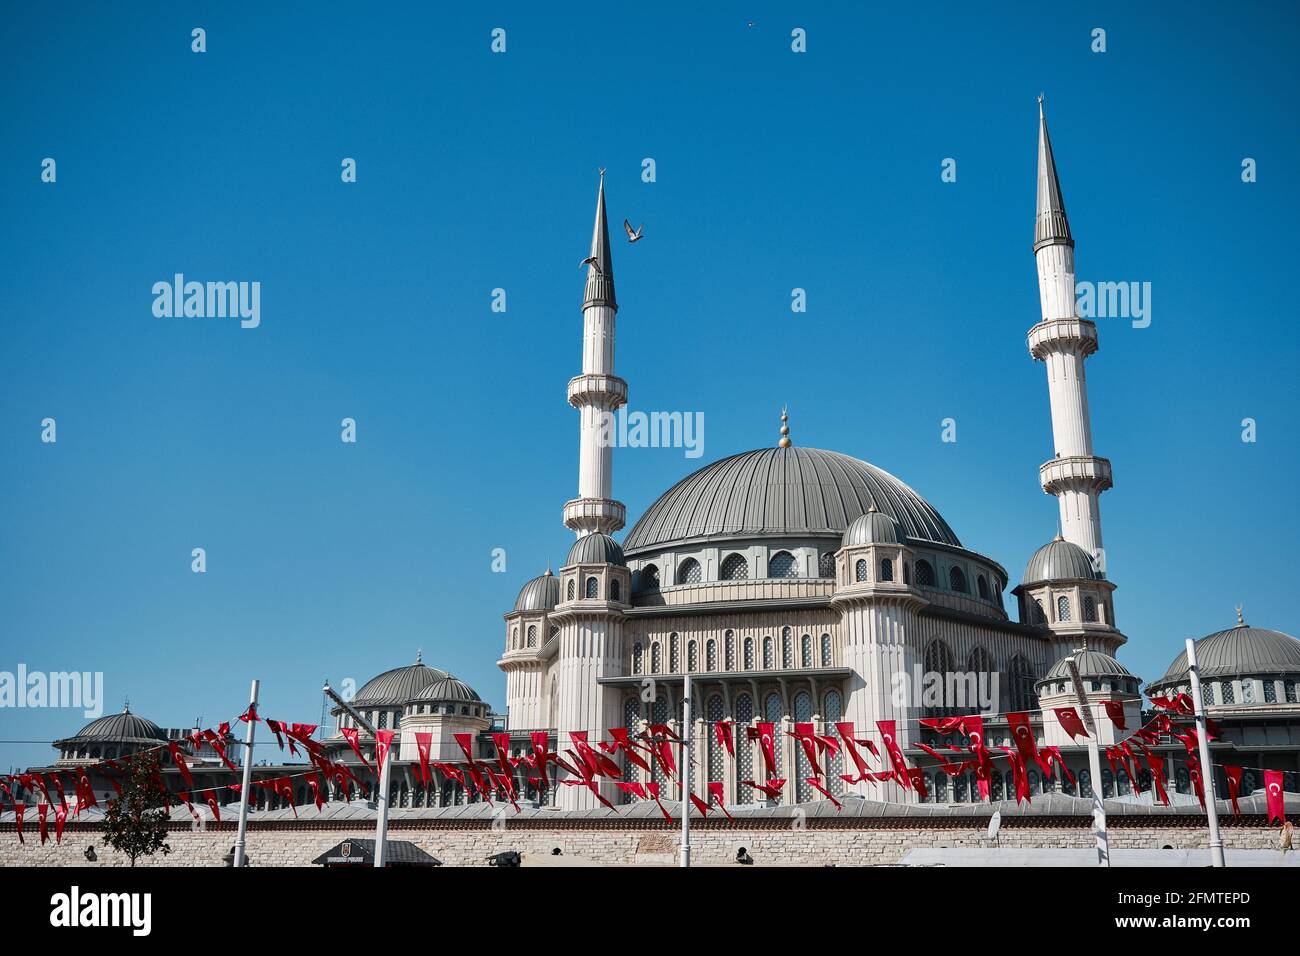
[
  {"xmin": 1186, "ymin": 638, "xmax": 1226, "ymax": 867},
  {"xmin": 680, "ymin": 673, "xmax": 692, "ymax": 868},
  {"xmin": 373, "ymin": 738, "xmax": 391, "ymax": 868},
  {"xmin": 1064, "ymin": 656, "xmax": 1108, "ymax": 866},
  {"xmin": 231, "ymin": 679, "xmax": 258, "ymax": 868}
]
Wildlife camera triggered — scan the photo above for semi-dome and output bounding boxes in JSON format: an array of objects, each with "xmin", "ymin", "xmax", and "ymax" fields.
[
  {"xmin": 1022, "ymin": 536, "xmax": 1101, "ymax": 585},
  {"xmin": 55, "ymin": 706, "xmax": 168, "ymax": 746},
  {"xmin": 1153, "ymin": 618, "xmax": 1300, "ymax": 686},
  {"xmin": 410, "ymin": 675, "xmax": 482, "ymax": 704},
  {"xmin": 566, "ymin": 532, "xmax": 626, "ymax": 567},
  {"xmin": 1042, "ymin": 649, "xmax": 1133, "ymax": 682},
  {"xmin": 515, "ymin": 569, "xmax": 561, "ymax": 611},
  {"xmin": 623, "ymin": 446, "xmax": 960, "ymax": 554},
  {"xmin": 842, "ymin": 505, "xmax": 905, "ymax": 547},
  {"xmin": 353, "ymin": 655, "xmax": 448, "ymax": 706}
]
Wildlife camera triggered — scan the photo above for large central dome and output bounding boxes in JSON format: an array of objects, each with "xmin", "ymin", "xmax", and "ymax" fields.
[{"xmin": 623, "ymin": 447, "xmax": 960, "ymax": 553}]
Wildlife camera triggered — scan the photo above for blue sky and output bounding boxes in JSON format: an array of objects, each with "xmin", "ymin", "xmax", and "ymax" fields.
[{"xmin": 2, "ymin": 2, "xmax": 1298, "ymax": 771}]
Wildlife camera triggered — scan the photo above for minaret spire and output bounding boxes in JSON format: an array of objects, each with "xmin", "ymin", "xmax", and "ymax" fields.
[
  {"xmin": 564, "ymin": 169, "xmax": 628, "ymax": 537},
  {"xmin": 1035, "ymin": 95, "xmax": 1072, "ymax": 252},
  {"xmin": 583, "ymin": 168, "xmax": 617, "ymax": 311},
  {"xmin": 1027, "ymin": 98, "xmax": 1112, "ymax": 563}
]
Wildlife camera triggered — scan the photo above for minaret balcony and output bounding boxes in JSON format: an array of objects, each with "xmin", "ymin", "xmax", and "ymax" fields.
[
  {"xmin": 563, "ymin": 497, "xmax": 626, "ymax": 534},
  {"xmin": 1027, "ymin": 317, "xmax": 1098, "ymax": 360},
  {"xmin": 1039, "ymin": 455, "xmax": 1113, "ymax": 494},
  {"xmin": 567, "ymin": 373, "xmax": 627, "ymax": 409}
]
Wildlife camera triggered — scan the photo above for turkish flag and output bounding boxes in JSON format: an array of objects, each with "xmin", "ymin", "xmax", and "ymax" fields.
[
  {"xmin": 492, "ymin": 732, "xmax": 514, "ymax": 778},
  {"xmin": 1224, "ymin": 765, "xmax": 1244, "ymax": 817},
  {"xmin": 168, "ymin": 742, "xmax": 194, "ymax": 789},
  {"xmin": 707, "ymin": 781, "xmax": 735, "ymax": 821},
  {"xmin": 742, "ymin": 779, "xmax": 786, "ymax": 801},
  {"xmin": 1102, "ymin": 700, "xmax": 1127, "ymax": 730},
  {"xmin": 715, "ymin": 720, "xmax": 735, "ymax": 757},
  {"xmin": 13, "ymin": 803, "xmax": 24, "ymax": 843},
  {"xmin": 73, "ymin": 767, "xmax": 97, "ymax": 812},
  {"xmin": 615, "ymin": 781, "xmax": 647, "ymax": 800},
  {"xmin": 1000, "ymin": 748, "xmax": 1031, "ymax": 804},
  {"xmin": 238, "ymin": 704, "xmax": 259, "ymax": 723},
  {"xmin": 374, "ymin": 730, "xmax": 396, "ymax": 773},
  {"xmin": 790, "ymin": 722, "xmax": 824, "ymax": 778},
  {"xmin": 38, "ymin": 803, "xmax": 48, "ymax": 844},
  {"xmin": 1006, "ymin": 712, "xmax": 1040, "ymax": 769},
  {"xmin": 876, "ymin": 720, "xmax": 912, "ymax": 789},
  {"xmin": 340, "ymin": 727, "xmax": 371, "ymax": 770},
  {"xmin": 205, "ymin": 791, "xmax": 224, "ymax": 821},
  {"xmin": 649, "ymin": 722, "xmax": 682, "ymax": 742},
  {"xmin": 606, "ymin": 728, "xmax": 653, "ymax": 773},
  {"xmin": 754, "ymin": 722, "xmax": 778, "ymax": 777},
  {"xmin": 836, "ymin": 722, "xmax": 872, "ymax": 779},
  {"xmin": 414, "ymin": 732, "xmax": 433, "ymax": 785},
  {"xmin": 1265, "ymin": 770, "xmax": 1286, "ymax": 825},
  {"xmin": 54, "ymin": 802, "xmax": 67, "ymax": 843},
  {"xmin": 264, "ymin": 718, "xmax": 287, "ymax": 750},
  {"xmin": 202, "ymin": 730, "xmax": 238, "ymax": 771},
  {"xmin": 1053, "ymin": 707, "xmax": 1090, "ymax": 740},
  {"xmin": 644, "ymin": 781, "xmax": 673, "ymax": 822},
  {"xmin": 689, "ymin": 792, "xmax": 712, "ymax": 816},
  {"xmin": 1142, "ymin": 748, "xmax": 1170, "ymax": 806},
  {"xmin": 530, "ymin": 731, "xmax": 553, "ymax": 790}
]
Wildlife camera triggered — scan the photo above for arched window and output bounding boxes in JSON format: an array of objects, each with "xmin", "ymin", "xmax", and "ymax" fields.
[
  {"xmin": 725, "ymin": 631, "xmax": 735, "ymax": 670},
  {"xmin": 1201, "ymin": 681, "xmax": 1214, "ymax": 707},
  {"xmin": 854, "ymin": 559, "xmax": 868, "ymax": 582},
  {"xmin": 933, "ymin": 772, "xmax": 948, "ymax": 803},
  {"xmin": 793, "ymin": 691, "xmax": 814, "ymax": 802},
  {"xmin": 550, "ymin": 624, "xmax": 559, "ymax": 642},
  {"xmin": 823, "ymin": 689, "xmax": 845, "ymax": 794},
  {"xmin": 1033, "ymin": 598, "xmax": 1045, "ymax": 624},
  {"xmin": 968, "ymin": 646, "xmax": 993, "ymax": 676},
  {"xmin": 949, "ymin": 567, "xmax": 967, "ymax": 592},
  {"xmin": 1082, "ymin": 594, "xmax": 1097, "ymax": 622},
  {"xmin": 923, "ymin": 640, "xmax": 955, "ymax": 718},
  {"xmin": 1242, "ymin": 679, "xmax": 1256, "ymax": 704},
  {"xmin": 610, "ymin": 578, "xmax": 620, "ymax": 602},
  {"xmin": 651, "ymin": 642, "xmax": 662, "ymax": 673},
  {"xmin": 676, "ymin": 558, "xmax": 702, "ymax": 585},
  {"xmin": 768, "ymin": 551, "xmax": 798, "ymax": 578},
  {"xmin": 735, "ymin": 693, "xmax": 755, "ymax": 803},
  {"xmin": 1008, "ymin": 655, "xmax": 1037, "ymax": 712},
  {"xmin": 744, "ymin": 637, "xmax": 755, "ymax": 670},
  {"xmin": 527, "ymin": 625, "xmax": 537, "ymax": 648},
  {"xmin": 687, "ymin": 640, "xmax": 698, "ymax": 672},
  {"xmin": 1056, "ymin": 595, "xmax": 1071, "ymax": 622},
  {"xmin": 585, "ymin": 576, "xmax": 599, "ymax": 598},
  {"xmin": 879, "ymin": 558, "xmax": 893, "ymax": 582},
  {"xmin": 764, "ymin": 693, "xmax": 784, "ymax": 776},
  {"xmin": 706, "ymin": 639, "xmax": 717, "ymax": 671},
  {"xmin": 632, "ymin": 643, "xmax": 643, "ymax": 674},
  {"xmin": 567, "ymin": 579, "xmax": 575, "ymax": 601},
  {"xmin": 669, "ymin": 634, "xmax": 680, "ymax": 672},
  {"xmin": 903, "ymin": 562, "xmax": 911, "ymax": 584},
  {"xmin": 820, "ymin": 633, "xmax": 832, "ymax": 667},
  {"xmin": 706, "ymin": 693, "xmax": 726, "ymax": 785},
  {"xmin": 800, "ymin": 634, "xmax": 813, "ymax": 668},
  {"xmin": 1286, "ymin": 680, "xmax": 1298, "ymax": 703},
  {"xmin": 641, "ymin": 564, "xmax": 660, "ymax": 591},
  {"xmin": 1221, "ymin": 681, "xmax": 1236, "ymax": 704},
  {"xmin": 915, "ymin": 559, "xmax": 935, "ymax": 587},
  {"xmin": 762, "ymin": 637, "xmax": 773, "ymax": 669},
  {"xmin": 818, "ymin": 552, "xmax": 837, "ymax": 578},
  {"xmin": 977, "ymin": 575, "xmax": 990, "ymax": 599},
  {"xmin": 781, "ymin": 627, "xmax": 793, "ymax": 667},
  {"xmin": 511, "ymin": 627, "xmax": 519, "ymax": 648},
  {"xmin": 720, "ymin": 553, "xmax": 749, "ymax": 580}
]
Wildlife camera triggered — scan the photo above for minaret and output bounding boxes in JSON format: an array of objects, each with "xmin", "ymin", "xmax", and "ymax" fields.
[
  {"xmin": 1028, "ymin": 97, "xmax": 1112, "ymax": 562},
  {"xmin": 563, "ymin": 169, "xmax": 628, "ymax": 538}
]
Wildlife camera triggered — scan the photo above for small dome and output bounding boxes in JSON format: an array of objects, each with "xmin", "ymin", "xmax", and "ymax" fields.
[
  {"xmin": 410, "ymin": 675, "xmax": 482, "ymax": 705},
  {"xmin": 56, "ymin": 706, "xmax": 168, "ymax": 746},
  {"xmin": 566, "ymin": 532, "xmax": 626, "ymax": 567},
  {"xmin": 514, "ymin": 569, "xmax": 560, "ymax": 611},
  {"xmin": 1023, "ymin": 536, "xmax": 1101, "ymax": 585},
  {"xmin": 841, "ymin": 505, "xmax": 905, "ymax": 547},
  {"xmin": 1153, "ymin": 619, "xmax": 1300, "ymax": 687},
  {"xmin": 353, "ymin": 655, "xmax": 448, "ymax": 706},
  {"xmin": 1042, "ymin": 650, "xmax": 1133, "ymax": 683}
]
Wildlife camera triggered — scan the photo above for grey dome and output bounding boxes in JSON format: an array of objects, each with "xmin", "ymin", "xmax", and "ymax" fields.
[
  {"xmin": 410, "ymin": 675, "xmax": 482, "ymax": 704},
  {"xmin": 1154, "ymin": 622, "xmax": 1300, "ymax": 686},
  {"xmin": 567, "ymin": 532, "xmax": 626, "ymax": 567},
  {"xmin": 353, "ymin": 656, "xmax": 448, "ymax": 706},
  {"xmin": 623, "ymin": 446, "xmax": 960, "ymax": 554},
  {"xmin": 1042, "ymin": 650, "xmax": 1133, "ymax": 683},
  {"xmin": 515, "ymin": 570, "xmax": 560, "ymax": 611},
  {"xmin": 56, "ymin": 707, "xmax": 168, "ymax": 746},
  {"xmin": 1022, "ymin": 536, "xmax": 1101, "ymax": 585},
  {"xmin": 842, "ymin": 506, "xmax": 905, "ymax": 547}
]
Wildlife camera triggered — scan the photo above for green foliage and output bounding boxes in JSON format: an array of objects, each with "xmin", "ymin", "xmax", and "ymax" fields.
[{"xmin": 102, "ymin": 749, "xmax": 171, "ymax": 866}]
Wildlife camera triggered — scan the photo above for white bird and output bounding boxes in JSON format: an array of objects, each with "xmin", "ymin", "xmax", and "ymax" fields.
[
  {"xmin": 580, "ymin": 256, "xmax": 603, "ymax": 275},
  {"xmin": 623, "ymin": 219, "xmax": 644, "ymax": 243}
]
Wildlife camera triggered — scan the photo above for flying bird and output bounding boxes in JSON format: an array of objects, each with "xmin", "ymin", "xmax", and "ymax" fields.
[
  {"xmin": 580, "ymin": 256, "xmax": 603, "ymax": 275},
  {"xmin": 623, "ymin": 219, "xmax": 644, "ymax": 243}
]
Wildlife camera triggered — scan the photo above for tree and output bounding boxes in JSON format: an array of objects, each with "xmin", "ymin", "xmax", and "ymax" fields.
[{"xmin": 102, "ymin": 750, "xmax": 171, "ymax": 866}]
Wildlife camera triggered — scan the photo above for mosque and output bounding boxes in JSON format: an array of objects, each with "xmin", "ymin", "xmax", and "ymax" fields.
[{"xmin": 15, "ymin": 103, "xmax": 1300, "ymax": 817}]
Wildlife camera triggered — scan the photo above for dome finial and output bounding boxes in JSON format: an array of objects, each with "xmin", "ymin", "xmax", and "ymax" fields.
[
  {"xmin": 123, "ymin": 697, "xmax": 130, "ymax": 714},
  {"xmin": 1236, "ymin": 603, "xmax": 1245, "ymax": 627},
  {"xmin": 416, "ymin": 648, "xmax": 423, "ymax": 664},
  {"xmin": 778, "ymin": 406, "xmax": 792, "ymax": 448}
]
